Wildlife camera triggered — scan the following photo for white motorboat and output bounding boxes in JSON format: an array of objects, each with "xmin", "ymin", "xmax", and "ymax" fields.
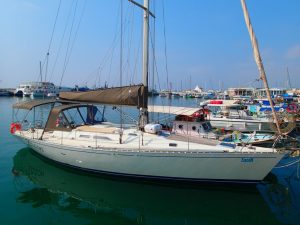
[
  {"xmin": 201, "ymin": 99, "xmax": 273, "ymax": 132},
  {"xmin": 31, "ymin": 82, "xmax": 58, "ymax": 97},
  {"xmin": 199, "ymin": 100, "xmax": 297, "ymax": 133},
  {"xmin": 14, "ymin": 82, "xmax": 38, "ymax": 97},
  {"xmin": 15, "ymin": 81, "xmax": 71, "ymax": 98}
]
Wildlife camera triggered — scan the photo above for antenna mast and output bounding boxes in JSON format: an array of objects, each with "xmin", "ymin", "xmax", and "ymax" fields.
[{"xmin": 286, "ymin": 67, "xmax": 292, "ymax": 89}]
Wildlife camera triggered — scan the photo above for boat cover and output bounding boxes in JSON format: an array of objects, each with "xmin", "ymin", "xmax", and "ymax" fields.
[
  {"xmin": 148, "ymin": 105, "xmax": 199, "ymax": 116},
  {"xmin": 12, "ymin": 99, "xmax": 56, "ymax": 110},
  {"xmin": 44, "ymin": 104, "xmax": 84, "ymax": 131},
  {"xmin": 59, "ymin": 85, "xmax": 148, "ymax": 108}
]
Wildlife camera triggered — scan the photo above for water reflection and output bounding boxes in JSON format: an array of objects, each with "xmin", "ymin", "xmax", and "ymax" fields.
[
  {"xmin": 12, "ymin": 148, "xmax": 299, "ymax": 225},
  {"xmin": 257, "ymin": 158, "xmax": 300, "ymax": 225}
]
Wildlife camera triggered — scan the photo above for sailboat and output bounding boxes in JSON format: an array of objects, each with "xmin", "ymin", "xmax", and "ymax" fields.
[{"xmin": 11, "ymin": 0, "xmax": 285, "ymax": 184}]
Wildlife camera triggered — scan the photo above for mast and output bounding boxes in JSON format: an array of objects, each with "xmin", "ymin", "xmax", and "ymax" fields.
[
  {"xmin": 142, "ymin": 0, "xmax": 149, "ymax": 125},
  {"xmin": 240, "ymin": 0, "xmax": 282, "ymax": 135},
  {"xmin": 143, "ymin": 0, "xmax": 149, "ymax": 91},
  {"xmin": 129, "ymin": 0, "xmax": 155, "ymax": 127},
  {"xmin": 39, "ymin": 61, "xmax": 43, "ymax": 82}
]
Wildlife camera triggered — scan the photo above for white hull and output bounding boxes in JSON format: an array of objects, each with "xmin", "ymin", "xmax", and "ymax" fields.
[
  {"xmin": 209, "ymin": 117, "xmax": 271, "ymax": 132},
  {"xmin": 16, "ymin": 134, "xmax": 283, "ymax": 183},
  {"xmin": 47, "ymin": 93, "xmax": 58, "ymax": 97},
  {"xmin": 31, "ymin": 92, "xmax": 47, "ymax": 97}
]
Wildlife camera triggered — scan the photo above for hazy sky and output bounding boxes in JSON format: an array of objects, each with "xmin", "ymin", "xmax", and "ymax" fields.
[{"xmin": 0, "ymin": 0, "xmax": 299, "ymax": 90}]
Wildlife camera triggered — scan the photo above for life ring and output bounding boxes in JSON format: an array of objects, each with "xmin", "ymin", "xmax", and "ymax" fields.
[
  {"xmin": 192, "ymin": 111, "xmax": 201, "ymax": 118},
  {"xmin": 286, "ymin": 103, "xmax": 298, "ymax": 113},
  {"xmin": 10, "ymin": 123, "xmax": 22, "ymax": 134},
  {"xmin": 55, "ymin": 118, "xmax": 61, "ymax": 127},
  {"xmin": 204, "ymin": 109, "xmax": 210, "ymax": 115}
]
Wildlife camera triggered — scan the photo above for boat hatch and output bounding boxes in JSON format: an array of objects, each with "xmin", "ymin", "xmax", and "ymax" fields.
[{"xmin": 93, "ymin": 136, "xmax": 112, "ymax": 141}]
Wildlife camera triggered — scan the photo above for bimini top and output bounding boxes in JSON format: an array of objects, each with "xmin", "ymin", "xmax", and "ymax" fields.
[
  {"xmin": 12, "ymin": 99, "xmax": 57, "ymax": 110},
  {"xmin": 44, "ymin": 104, "xmax": 92, "ymax": 132}
]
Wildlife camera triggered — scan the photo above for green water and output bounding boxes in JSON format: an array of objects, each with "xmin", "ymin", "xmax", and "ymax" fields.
[{"xmin": 1, "ymin": 96, "xmax": 300, "ymax": 225}]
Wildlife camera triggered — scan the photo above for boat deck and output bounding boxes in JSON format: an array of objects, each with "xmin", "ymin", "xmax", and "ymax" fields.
[
  {"xmin": 15, "ymin": 124, "xmax": 277, "ymax": 154},
  {"xmin": 167, "ymin": 134, "xmax": 218, "ymax": 146}
]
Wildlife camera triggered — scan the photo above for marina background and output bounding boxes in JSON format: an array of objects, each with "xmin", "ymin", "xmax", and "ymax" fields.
[
  {"xmin": 1, "ymin": 0, "xmax": 300, "ymax": 90},
  {"xmin": 1, "ymin": 0, "xmax": 300, "ymax": 224}
]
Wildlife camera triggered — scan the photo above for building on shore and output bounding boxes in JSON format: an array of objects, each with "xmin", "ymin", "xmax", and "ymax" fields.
[
  {"xmin": 286, "ymin": 88, "xmax": 300, "ymax": 96},
  {"xmin": 227, "ymin": 87, "xmax": 254, "ymax": 99},
  {"xmin": 254, "ymin": 88, "xmax": 286, "ymax": 98},
  {"xmin": 227, "ymin": 87, "xmax": 289, "ymax": 99}
]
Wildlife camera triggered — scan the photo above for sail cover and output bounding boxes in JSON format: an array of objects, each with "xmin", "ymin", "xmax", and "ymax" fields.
[{"xmin": 59, "ymin": 84, "xmax": 148, "ymax": 108}]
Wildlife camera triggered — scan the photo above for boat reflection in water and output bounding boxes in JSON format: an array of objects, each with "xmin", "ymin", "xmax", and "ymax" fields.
[
  {"xmin": 12, "ymin": 148, "xmax": 299, "ymax": 225},
  {"xmin": 257, "ymin": 156, "xmax": 300, "ymax": 225}
]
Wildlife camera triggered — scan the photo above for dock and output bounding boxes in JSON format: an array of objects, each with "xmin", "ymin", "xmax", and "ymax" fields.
[{"xmin": 0, "ymin": 88, "xmax": 15, "ymax": 96}]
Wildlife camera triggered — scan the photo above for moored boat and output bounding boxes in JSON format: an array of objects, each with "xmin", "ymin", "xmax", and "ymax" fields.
[{"xmin": 10, "ymin": 0, "xmax": 288, "ymax": 185}]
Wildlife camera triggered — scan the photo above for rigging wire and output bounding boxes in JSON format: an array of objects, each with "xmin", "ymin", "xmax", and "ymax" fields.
[
  {"xmin": 120, "ymin": 0, "xmax": 123, "ymax": 94},
  {"xmin": 59, "ymin": 0, "xmax": 79, "ymax": 86},
  {"xmin": 128, "ymin": 5, "xmax": 142, "ymax": 85},
  {"xmin": 84, "ymin": 3, "xmax": 121, "ymax": 87},
  {"xmin": 63, "ymin": 0, "xmax": 87, "ymax": 81},
  {"xmin": 162, "ymin": 0, "xmax": 169, "ymax": 91},
  {"xmin": 35, "ymin": 52, "xmax": 49, "ymax": 82},
  {"xmin": 131, "ymin": 31, "xmax": 142, "ymax": 85},
  {"xmin": 145, "ymin": 0, "xmax": 156, "ymax": 122},
  {"xmin": 149, "ymin": 28, "xmax": 161, "ymax": 91},
  {"xmin": 83, "ymin": 2, "xmax": 140, "ymax": 88},
  {"xmin": 59, "ymin": 0, "xmax": 87, "ymax": 87},
  {"xmin": 86, "ymin": 2, "xmax": 140, "ymax": 88},
  {"xmin": 118, "ymin": 3, "xmax": 135, "ymax": 86},
  {"xmin": 48, "ymin": 0, "xmax": 62, "ymax": 54},
  {"xmin": 62, "ymin": 0, "xmax": 78, "ymax": 75},
  {"xmin": 45, "ymin": 0, "xmax": 62, "ymax": 82},
  {"xmin": 49, "ymin": 0, "xmax": 75, "ymax": 82},
  {"xmin": 120, "ymin": 0, "xmax": 124, "ymax": 142},
  {"xmin": 108, "ymin": 6, "xmax": 133, "ymax": 87},
  {"xmin": 151, "ymin": 0, "xmax": 155, "ymax": 90},
  {"xmin": 151, "ymin": 0, "xmax": 156, "ymax": 122},
  {"xmin": 149, "ymin": 22, "xmax": 164, "ymax": 123},
  {"xmin": 125, "ymin": 6, "xmax": 135, "ymax": 85},
  {"xmin": 162, "ymin": 0, "xmax": 171, "ymax": 124}
]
